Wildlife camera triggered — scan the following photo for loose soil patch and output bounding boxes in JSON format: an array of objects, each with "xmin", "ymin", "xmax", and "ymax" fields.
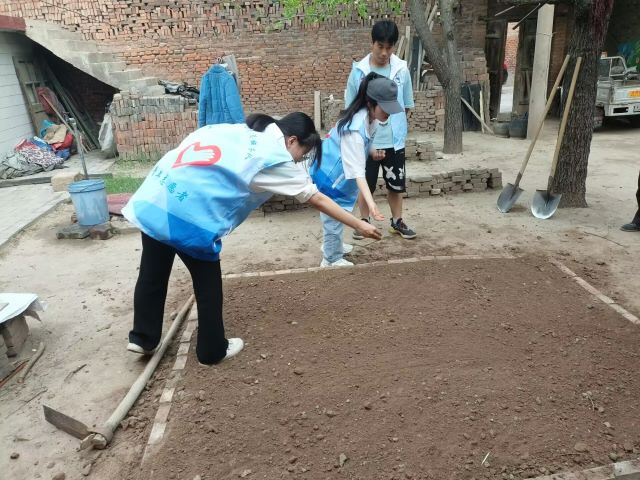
[{"xmin": 128, "ymin": 257, "xmax": 640, "ymax": 480}]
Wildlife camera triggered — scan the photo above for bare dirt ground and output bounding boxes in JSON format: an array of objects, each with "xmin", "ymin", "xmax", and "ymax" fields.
[
  {"xmin": 0, "ymin": 121, "xmax": 638, "ymax": 479},
  {"xmin": 127, "ymin": 259, "xmax": 640, "ymax": 480}
]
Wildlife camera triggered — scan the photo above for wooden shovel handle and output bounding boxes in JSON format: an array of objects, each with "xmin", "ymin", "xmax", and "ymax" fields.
[
  {"xmin": 549, "ymin": 56, "xmax": 582, "ymax": 185},
  {"xmin": 515, "ymin": 55, "xmax": 571, "ymax": 185}
]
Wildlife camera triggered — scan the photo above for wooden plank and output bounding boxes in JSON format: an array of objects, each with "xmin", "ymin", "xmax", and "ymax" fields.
[
  {"xmin": 461, "ymin": 97, "xmax": 495, "ymax": 134},
  {"xmin": 405, "ymin": 26, "xmax": 412, "ymax": 68},
  {"xmin": 313, "ymin": 90, "xmax": 321, "ymax": 130},
  {"xmin": 397, "ymin": 35, "xmax": 406, "ymax": 60}
]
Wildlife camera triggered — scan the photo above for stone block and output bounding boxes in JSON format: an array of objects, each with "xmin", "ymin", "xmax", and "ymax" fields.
[
  {"xmin": 411, "ymin": 175, "xmax": 433, "ymax": 183},
  {"xmin": 57, "ymin": 224, "xmax": 90, "ymax": 240},
  {"xmin": 51, "ymin": 171, "xmax": 83, "ymax": 192},
  {"xmin": 430, "ymin": 188, "xmax": 442, "ymax": 195},
  {"xmin": 463, "ymin": 183, "xmax": 474, "ymax": 191},
  {"xmin": 89, "ymin": 222, "xmax": 115, "ymax": 240},
  {"xmin": 451, "ymin": 176, "xmax": 465, "ymax": 183},
  {"xmin": 1, "ymin": 315, "xmax": 29, "ymax": 357}
]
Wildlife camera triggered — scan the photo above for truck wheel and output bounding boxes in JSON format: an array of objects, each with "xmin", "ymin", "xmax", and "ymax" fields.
[{"xmin": 593, "ymin": 107, "xmax": 605, "ymax": 131}]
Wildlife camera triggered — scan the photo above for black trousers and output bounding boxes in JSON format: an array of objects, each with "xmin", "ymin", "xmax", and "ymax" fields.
[
  {"xmin": 633, "ymin": 170, "xmax": 640, "ymax": 225},
  {"xmin": 129, "ymin": 232, "xmax": 229, "ymax": 364}
]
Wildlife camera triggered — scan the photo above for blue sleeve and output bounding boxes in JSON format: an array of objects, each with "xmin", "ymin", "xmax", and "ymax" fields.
[
  {"xmin": 198, "ymin": 74, "xmax": 209, "ymax": 128},
  {"xmin": 225, "ymin": 77, "xmax": 245, "ymax": 124},
  {"xmin": 344, "ymin": 69, "xmax": 360, "ymax": 107},
  {"xmin": 402, "ymin": 69, "xmax": 415, "ymax": 109}
]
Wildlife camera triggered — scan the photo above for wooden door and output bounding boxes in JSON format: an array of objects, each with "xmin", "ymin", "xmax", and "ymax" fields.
[
  {"xmin": 485, "ymin": 19, "xmax": 507, "ymax": 119},
  {"xmin": 12, "ymin": 57, "xmax": 49, "ymax": 131}
]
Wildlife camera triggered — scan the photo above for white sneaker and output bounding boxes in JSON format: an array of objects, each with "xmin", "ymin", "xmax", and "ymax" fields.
[
  {"xmin": 320, "ymin": 258, "xmax": 354, "ymax": 267},
  {"xmin": 198, "ymin": 338, "xmax": 244, "ymax": 366},
  {"xmin": 320, "ymin": 243, "xmax": 353, "ymax": 254},
  {"xmin": 223, "ymin": 337, "xmax": 244, "ymax": 361},
  {"xmin": 127, "ymin": 342, "xmax": 158, "ymax": 355}
]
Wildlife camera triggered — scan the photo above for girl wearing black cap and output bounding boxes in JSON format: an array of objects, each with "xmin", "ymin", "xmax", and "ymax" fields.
[{"xmin": 311, "ymin": 72, "xmax": 403, "ymax": 267}]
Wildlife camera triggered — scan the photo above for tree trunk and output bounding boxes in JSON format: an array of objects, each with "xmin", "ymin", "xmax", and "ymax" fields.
[
  {"xmin": 552, "ymin": 0, "xmax": 614, "ymax": 208},
  {"xmin": 408, "ymin": 0, "xmax": 463, "ymax": 154}
]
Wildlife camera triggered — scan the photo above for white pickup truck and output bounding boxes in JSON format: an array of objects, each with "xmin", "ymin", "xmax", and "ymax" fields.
[{"xmin": 595, "ymin": 56, "xmax": 640, "ymax": 128}]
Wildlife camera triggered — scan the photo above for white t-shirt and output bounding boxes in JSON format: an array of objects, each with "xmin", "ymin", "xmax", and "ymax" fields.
[
  {"xmin": 250, "ymin": 123, "xmax": 319, "ymax": 203},
  {"xmin": 341, "ymin": 114, "xmax": 377, "ymax": 180}
]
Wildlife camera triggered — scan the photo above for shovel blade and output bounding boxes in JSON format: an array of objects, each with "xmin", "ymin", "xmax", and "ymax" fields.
[
  {"xmin": 43, "ymin": 404, "xmax": 90, "ymax": 440},
  {"xmin": 497, "ymin": 183, "xmax": 524, "ymax": 213},
  {"xmin": 531, "ymin": 190, "xmax": 562, "ymax": 219}
]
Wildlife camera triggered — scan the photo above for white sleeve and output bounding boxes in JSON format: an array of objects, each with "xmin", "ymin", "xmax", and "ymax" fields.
[
  {"xmin": 250, "ymin": 161, "xmax": 319, "ymax": 203},
  {"xmin": 340, "ymin": 132, "xmax": 366, "ymax": 180}
]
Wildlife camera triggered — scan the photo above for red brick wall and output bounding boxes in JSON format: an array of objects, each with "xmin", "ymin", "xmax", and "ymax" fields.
[
  {"xmin": 1, "ymin": 1, "xmax": 488, "ymax": 118},
  {"xmin": 504, "ymin": 26, "xmax": 519, "ymax": 71}
]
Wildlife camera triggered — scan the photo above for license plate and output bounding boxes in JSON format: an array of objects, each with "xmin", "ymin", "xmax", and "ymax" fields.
[
  {"xmin": 635, "ymin": 104, "xmax": 640, "ymax": 112},
  {"xmin": 630, "ymin": 90, "xmax": 640, "ymax": 97}
]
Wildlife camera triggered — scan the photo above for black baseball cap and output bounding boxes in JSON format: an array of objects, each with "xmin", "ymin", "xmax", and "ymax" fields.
[{"xmin": 366, "ymin": 77, "xmax": 403, "ymax": 115}]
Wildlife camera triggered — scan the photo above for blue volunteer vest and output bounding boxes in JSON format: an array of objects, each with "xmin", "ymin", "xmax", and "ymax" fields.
[
  {"xmin": 310, "ymin": 109, "xmax": 370, "ymax": 211},
  {"xmin": 122, "ymin": 124, "xmax": 292, "ymax": 261}
]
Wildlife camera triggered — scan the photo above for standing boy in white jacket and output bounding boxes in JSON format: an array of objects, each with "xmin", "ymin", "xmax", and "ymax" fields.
[{"xmin": 346, "ymin": 19, "xmax": 417, "ymax": 240}]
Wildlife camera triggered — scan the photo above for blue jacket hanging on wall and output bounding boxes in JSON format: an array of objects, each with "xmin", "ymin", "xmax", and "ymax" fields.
[{"xmin": 198, "ymin": 65, "xmax": 245, "ymax": 127}]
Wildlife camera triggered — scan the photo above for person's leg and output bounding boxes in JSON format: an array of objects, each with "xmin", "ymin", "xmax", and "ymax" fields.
[
  {"xmin": 177, "ymin": 252, "xmax": 229, "ymax": 364},
  {"xmin": 633, "ymin": 170, "xmax": 640, "ymax": 225},
  {"xmin": 130, "ymin": 233, "xmax": 176, "ymax": 351},
  {"xmin": 622, "ymin": 170, "xmax": 640, "ymax": 231},
  {"xmin": 382, "ymin": 148, "xmax": 416, "ymax": 239},
  {"xmin": 321, "ymin": 212, "xmax": 345, "ymax": 263}
]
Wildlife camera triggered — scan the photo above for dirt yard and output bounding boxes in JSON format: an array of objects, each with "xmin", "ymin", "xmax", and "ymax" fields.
[
  {"xmin": 1, "ymin": 122, "xmax": 638, "ymax": 480},
  {"xmin": 121, "ymin": 258, "xmax": 640, "ymax": 480}
]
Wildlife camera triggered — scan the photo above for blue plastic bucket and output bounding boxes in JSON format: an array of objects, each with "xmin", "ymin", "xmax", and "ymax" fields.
[{"xmin": 68, "ymin": 179, "xmax": 110, "ymax": 226}]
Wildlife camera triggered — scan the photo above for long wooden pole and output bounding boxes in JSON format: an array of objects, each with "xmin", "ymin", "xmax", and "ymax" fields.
[{"xmin": 83, "ymin": 294, "xmax": 195, "ymax": 449}]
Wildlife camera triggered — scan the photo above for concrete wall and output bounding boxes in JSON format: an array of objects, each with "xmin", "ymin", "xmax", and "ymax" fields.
[{"xmin": 0, "ymin": 32, "xmax": 34, "ymax": 153}]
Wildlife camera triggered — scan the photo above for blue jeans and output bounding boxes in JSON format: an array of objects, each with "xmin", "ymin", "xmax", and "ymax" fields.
[{"xmin": 320, "ymin": 212, "xmax": 345, "ymax": 263}]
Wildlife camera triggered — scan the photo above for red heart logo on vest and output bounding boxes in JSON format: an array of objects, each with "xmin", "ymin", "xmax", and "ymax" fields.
[{"xmin": 172, "ymin": 142, "xmax": 222, "ymax": 168}]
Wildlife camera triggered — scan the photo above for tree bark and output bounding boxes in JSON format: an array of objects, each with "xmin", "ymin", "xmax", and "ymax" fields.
[
  {"xmin": 552, "ymin": 0, "xmax": 614, "ymax": 208},
  {"xmin": 408, "ymin": 0, "xmax": 463, "ymax": 154}
]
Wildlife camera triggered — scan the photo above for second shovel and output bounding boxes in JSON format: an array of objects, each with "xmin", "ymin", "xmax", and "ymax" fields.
[{"xmin": 531, "ymin": 56, "xmax": 582, "ymax": 219}]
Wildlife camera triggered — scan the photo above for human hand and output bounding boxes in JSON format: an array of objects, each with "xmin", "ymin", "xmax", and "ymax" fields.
[
  {"xmin": 369, "ymin": 203, "xmax": 384, "ymax": 221},
  {"xmin": 371, "ymin": 149, "xmax": 386, "ymax": 162},
  {"xmin": 359, "ymin": 220, "xmax": 382, "ymax": 240}
]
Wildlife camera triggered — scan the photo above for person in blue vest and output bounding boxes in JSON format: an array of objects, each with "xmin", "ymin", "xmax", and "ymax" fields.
[
  {"xmin": 311, "ymin": 73, "xmax": 403, "ymax": 267},
  {"xmin": 122, "ymin": 113, "xmax": 381, "ymax": 365},
  {"xmin": 345, "ymin": 19, "xmax": 417, "ymax": 241}
]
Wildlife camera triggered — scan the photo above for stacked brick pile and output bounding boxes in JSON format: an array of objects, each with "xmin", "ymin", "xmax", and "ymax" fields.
[
  {"xmin": 262, "ymin": 168, "xmax": 503, "ymax": 212},
  {"xmin": 407, "ymin": 89, "xmax": 444, "ymax": 132},
  {"xmin": 382, "ymin": 168, "xmax": 503, "ymax": 198},
  {"xmin": 404, "ymin": 139, "xmax": 437, "ymax": 162},
  {"xmin": 461, "ymin": 49, "xmax": 490, "ymax": 83},
  {"xmin": 110, "ymin": 92, "xmax": 198, "ymax": 160}
]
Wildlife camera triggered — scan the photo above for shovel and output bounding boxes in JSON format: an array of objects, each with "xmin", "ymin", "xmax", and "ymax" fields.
[
  {"xmin": 497, "ymin": 55, "xmax": 570, "ymax": 213},
  {"xmin": 532, "ymin": 56, "xmax": 582, "ymax": 219}
]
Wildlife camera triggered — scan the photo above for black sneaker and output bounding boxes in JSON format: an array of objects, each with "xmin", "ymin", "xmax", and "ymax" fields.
[
  {"xmin": 352, "ymin": 218, "xmax": 370, "ymax": 240},
  {"xmin": 389, "ymin": 218, "xmax": 417, "ymax": 239},
  {"xmin": 621, "ymin": 222, "xmax": 640, "ymax": 232}
]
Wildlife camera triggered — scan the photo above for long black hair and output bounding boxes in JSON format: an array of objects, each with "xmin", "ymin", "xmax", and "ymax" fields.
[
  {"xmin": 246, "ymin": 112, "xmax": 322, "ymax": 167},
  {"xmin": 337, "ymin": 72, "xmax": 384, "ymax": 135}
]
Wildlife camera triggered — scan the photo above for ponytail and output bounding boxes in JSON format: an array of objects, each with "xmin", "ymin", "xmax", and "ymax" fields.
[
  {"xmin": 337, "ymin": 72, "xmax": 383, "ymax": 135},
  {"xmin": 246, "ymin": 112, "xmax": 323, "ymax": 167}
]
